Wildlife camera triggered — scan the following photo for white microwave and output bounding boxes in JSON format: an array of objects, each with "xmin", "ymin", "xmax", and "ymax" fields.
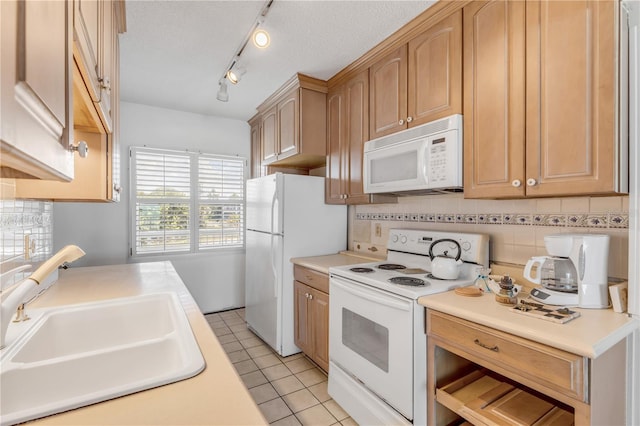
[{"xmin": 363, "ymin": 114, "xmax": 463, "ymax": 195}]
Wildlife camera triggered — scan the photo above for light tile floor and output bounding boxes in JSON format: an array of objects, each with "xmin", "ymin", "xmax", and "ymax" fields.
[{"xmin": 206, "ymin": 308, "xmax": 357, "ymax": 426}]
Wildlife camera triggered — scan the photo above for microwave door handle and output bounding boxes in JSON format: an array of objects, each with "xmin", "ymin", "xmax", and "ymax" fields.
[{"xmin": 420, "ymin": 142, "xmax": 429, "ymax": 185}]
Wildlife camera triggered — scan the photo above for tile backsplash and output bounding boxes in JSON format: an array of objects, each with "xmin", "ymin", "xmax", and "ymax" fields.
[
  {"xmin": 0, "ymin": 198, "xmax": 53, "ymax": 287},
  {"xmin": 350, "ymin": 194, "xmax": 629, "ymax": 279}
]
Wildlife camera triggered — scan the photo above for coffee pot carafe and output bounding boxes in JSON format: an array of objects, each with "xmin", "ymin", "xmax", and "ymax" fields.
[
  {"xmin": 524, "ymin": 256, "xmax": 578, "ymax": 292},
  {"xmin": 524, "ymin": 234, "xmax": 610, "ymax": 308}
]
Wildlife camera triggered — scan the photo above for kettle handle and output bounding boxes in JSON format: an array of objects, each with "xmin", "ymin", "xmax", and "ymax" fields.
[
  {"xmin": 523, "ymin": 256, "xmax": 548, "ymax": 284},
  {"xmin": 429, "ymin": 239, "xmax": 462, "ymax": 261}
]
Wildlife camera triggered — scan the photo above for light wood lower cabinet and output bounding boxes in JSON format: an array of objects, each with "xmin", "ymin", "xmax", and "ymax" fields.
[
  {"xmin": 293, "ymin": 265, "xmax": 329, "ymax": 372},
  {"xmin": 426, "ymin": 310, "xmax": 627, "ymax": 425}
]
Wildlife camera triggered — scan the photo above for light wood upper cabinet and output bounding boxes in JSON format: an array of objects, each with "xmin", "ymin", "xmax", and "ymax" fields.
[
  {"xmin": 408, "ymin": 10, "xmax": 463, "ymax": 128},
  {"xmin": 326, "ymin": 87, "xmax": 345, "ymax": 204},
  {"xmin": 369, "ymin": 11, "xmax": 462, "ymax": 140},
  {"xmin": 463, "ymin": 0, "xmax": 526, "ymax": 198},
  {"xmin": 249, "ymin": 115, "xmax": 263, "ymax": 179},
  {"xmin": 14, "ymin": 0, "xmax": 125, "ymax": 202},
  {"xmin": 369, "ymin": 46, "xmax": 408, "ymax": 139},
  {"xmin": 253, "ymin": 74, "xmax": 327, "ymax": 170},
  {"xmin": 74, "ymin": 0, "xmax": 115, "ymax": 133},
  {"xmin": 326, "ymin": 70, "xmax": 396, "ymax": 205},
  {"xmin": 261, "ymin": 105, "xmax": 278, "ymax": 164},
  {"xmin": 525, "ymin": 0, "xmax": 618, "ymax": 197},
  {"xmin": 277, "ymin": 91, "xmax": 300, "ymax": 158},
  {"xmin": 0, "ymin": 0, "xmax": 74, "ymax": 181},
  {"xmin": 464, "ymin": 0, "xmax": 623, "ymax": 199}
]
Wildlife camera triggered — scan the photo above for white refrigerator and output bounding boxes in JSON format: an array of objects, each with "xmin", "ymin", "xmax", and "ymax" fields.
[{"xmin": 245, "ymin": 173, "xmax": 347, "ymax": 356}]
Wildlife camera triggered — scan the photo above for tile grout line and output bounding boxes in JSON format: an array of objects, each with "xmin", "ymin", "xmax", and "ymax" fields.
[{"xmin": 205, "ymin": 309, "xmax": 354, "ymax": 426}]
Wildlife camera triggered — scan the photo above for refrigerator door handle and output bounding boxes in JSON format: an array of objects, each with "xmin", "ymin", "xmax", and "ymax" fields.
[
  {"xmin": 270, "ymin": 235, "xmax": 278, "ymax": 298},
  {"xmin": 270, "ymin": 190, "xmax": 278, "ymax": 235}
]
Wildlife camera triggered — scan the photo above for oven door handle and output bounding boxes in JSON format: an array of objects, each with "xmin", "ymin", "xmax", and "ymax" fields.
[{"xmin": 332, "ymin": 278, "xmax": 412, "ymax": 311}]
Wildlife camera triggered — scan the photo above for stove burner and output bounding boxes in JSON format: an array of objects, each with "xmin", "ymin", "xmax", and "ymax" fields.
[
  {"xmin": 389, "ymin": 276, "xmax": 428, "ymax": 286},
  {"xmin": 378, "ymin": 263, "xmax": 406, "ymax": 271},
  {"xmin": 350, "ymin": 267, "xmax": 375, "ymax": 273}
]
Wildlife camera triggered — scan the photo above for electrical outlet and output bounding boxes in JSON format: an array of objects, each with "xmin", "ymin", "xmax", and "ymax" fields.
[{"xmin": 375, "ymin": 223, "xmax": 382, "ymax": 237}]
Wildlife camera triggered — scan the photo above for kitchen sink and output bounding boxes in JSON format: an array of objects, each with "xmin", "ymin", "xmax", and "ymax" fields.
[{"xmin": 0, "ymin": 292, "xmax": 205, "ymax": 426}]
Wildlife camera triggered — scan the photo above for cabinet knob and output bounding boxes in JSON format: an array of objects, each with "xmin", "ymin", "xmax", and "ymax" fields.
[
  {"xmin": 113, "ymin": 184, "xmax": 122, "ymax": 193},
  {"xmin": 308, "ymin": 294, "xmax": 313, "ymax": 300},
  {"xmin": 511, "ymin": 179, "xmax": 522, "ymax": 188},
  {"xmin": 70, "ymin": 141, "xmax": 89, "ymax": 158},
  {"xmin": 406, "ymin": 116, "xmax": 413, "ymax": 123},
  {"xmin": 526, "ymin": 178, "xmax": 538, "ymax": 187},
  {"xmin": 305, "ymin": 293, "xmax": 309, "ymax": 298},
  {"xmin": 398, "ymin": 119, "xmax": 404, "ymax": 125},
  {"xmin": 98, "ymin": 77, "xmax": 111, "ymax": 92}
]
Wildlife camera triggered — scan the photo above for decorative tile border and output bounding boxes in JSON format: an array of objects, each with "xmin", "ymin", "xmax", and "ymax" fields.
[{"xmin": 355, "ymin": 212, "xmax": 629, "ymax": 229}]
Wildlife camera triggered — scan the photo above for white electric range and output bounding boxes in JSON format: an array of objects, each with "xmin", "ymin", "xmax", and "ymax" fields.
[{"xmin": 328, "ymin": 229, "xmax": 489, "ymax": 425}]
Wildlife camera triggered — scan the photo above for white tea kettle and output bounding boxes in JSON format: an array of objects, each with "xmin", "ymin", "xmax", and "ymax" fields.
[{"xmin": 429, "ymin": 239, "xmax": 463, "ymax": 280}]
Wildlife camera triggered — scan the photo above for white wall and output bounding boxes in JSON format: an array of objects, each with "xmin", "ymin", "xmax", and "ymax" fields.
[{"xmin": 53, "ymin": 102, "xmax": 251, "ymax": 313}]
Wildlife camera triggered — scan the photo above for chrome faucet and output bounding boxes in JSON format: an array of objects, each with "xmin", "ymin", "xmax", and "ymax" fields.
[{"xmin": 0, "ymin": 245, "xmax": 85, "ymax": 349}]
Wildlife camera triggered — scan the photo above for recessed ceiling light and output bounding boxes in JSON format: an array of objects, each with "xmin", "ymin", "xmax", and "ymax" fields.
[{"xmin": 253, "ymin": 29, "xmax": 270, "ymax": 48}]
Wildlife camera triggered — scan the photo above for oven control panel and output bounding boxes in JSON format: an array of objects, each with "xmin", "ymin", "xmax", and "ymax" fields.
[{"xmin": 387, "ymin": 229, "xmax": 489, "ymax": 266}]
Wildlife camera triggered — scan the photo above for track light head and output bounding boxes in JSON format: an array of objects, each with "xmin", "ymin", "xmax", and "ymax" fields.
[
  {"xmin": 216, "ymin": 80, "xmax": 229, "ymax": 102},
  {"xmin": 226, "ymin": 60, "xmax": 246, "ymax": 85}
]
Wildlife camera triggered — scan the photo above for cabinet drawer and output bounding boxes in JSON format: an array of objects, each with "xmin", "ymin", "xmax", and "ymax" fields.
[
  {"xmin": 293, "ymin": 265, "xmax": 329, "ymax": 293},
  {"xmin": 427, "ymin": 310, "xmax": 586, "ymax": 402}
]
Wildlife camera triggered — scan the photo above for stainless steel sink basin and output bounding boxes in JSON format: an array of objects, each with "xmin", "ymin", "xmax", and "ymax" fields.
[{"xmin": 0, "ymin": 292, "xmax": 205, "ymax": 426}]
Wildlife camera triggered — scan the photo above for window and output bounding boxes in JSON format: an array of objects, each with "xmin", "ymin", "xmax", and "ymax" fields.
[{"xmin": 130, "ymin": 147, "xmax": 244, "ymax": 256}]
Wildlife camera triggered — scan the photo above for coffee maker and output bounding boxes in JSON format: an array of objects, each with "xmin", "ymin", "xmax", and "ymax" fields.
[{"xmin": 524, "ymin": 234, "xmax": 610, "ymax": 308}]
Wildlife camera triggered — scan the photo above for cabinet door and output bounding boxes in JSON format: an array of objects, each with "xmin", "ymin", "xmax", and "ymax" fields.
[
  {"xmin": 261, "ymin": 106, "xmax": 278, "ymax": 164},
  {"xmin": 250, "ymin": 121, "xmax": 262, "ymax": 178},
  {"xmin": 294, "ymin": 281, "xmax": 312, "ymax": 355},
  {"xmin": 309, "ymin": 288, "xmax": 329, "ymax": 372},
  {"xmin": 110, "ymin": 16, "xmax": 122, "ymax": 202},
  {"xmin": 525, "ymin": 0, "xmax": 617, "ymax": 196},
  {"xmin": 408, "ymin": 10, "xmax": 462, "ymax": 127},
  {"xmin": 96, "ymin": 0, "xmax": 114, "ymax": 133},
  {"xmin": 463, "ymin": 0, "xmax": 526, "ymax": 198},
  {"xmin": 325, "ymin": 87, "xmax": 346, "ymax": 204},
  {"xmin": 369, "ymin": 45, "xmax": 408, "ymax": 139},
  {"xmin": 0, "ymin": 0, "xmax": 74, "ymax": 181},
  {"xmin": 277, "ymin": 90, "xmax": 300, "ymax": 160},
  {"xmin": 344, "ymin": 70, "xmax": 371, "ymax": 204},
  {"xmin": 74, "ymin": 0, "xmax": 101, "ymax": 102}
]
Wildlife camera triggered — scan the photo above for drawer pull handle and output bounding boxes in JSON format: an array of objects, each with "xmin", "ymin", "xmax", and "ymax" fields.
[{"xmin": 474, "ymin": 339, "xmax": 499, "ymax": 352}]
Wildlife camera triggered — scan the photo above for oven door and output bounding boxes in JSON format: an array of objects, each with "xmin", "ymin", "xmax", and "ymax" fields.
[{"xmin": 329, "ymin": 275, "xmax": 414, "ymax": 419}]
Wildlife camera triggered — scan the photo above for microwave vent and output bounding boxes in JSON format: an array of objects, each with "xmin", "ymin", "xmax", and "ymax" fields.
[{"xmin": 365, "ymin": 114, "xmax": 462, "ymax": 151}]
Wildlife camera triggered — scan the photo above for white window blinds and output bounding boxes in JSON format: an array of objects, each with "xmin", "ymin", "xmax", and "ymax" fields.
[{"xmin": 130, "ymin": 147, "xmax": 244, "ymax": 256}]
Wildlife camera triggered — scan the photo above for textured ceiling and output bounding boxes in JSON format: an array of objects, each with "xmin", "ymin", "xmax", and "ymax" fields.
[{"xmin": 119, "ymin": 1, "xmax": 435, "ymax": 121}]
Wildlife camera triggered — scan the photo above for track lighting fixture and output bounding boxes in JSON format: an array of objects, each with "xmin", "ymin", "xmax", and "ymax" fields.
[
  {"xmin": 216, "ymin": 80, "xmax": 229, "ymax": 102},
  {"xmin": 226, "ymin": 59, "xmax": 246, "ymax": 85},
  {"xmin": 215, "ymin": 0, "xmax": 274, "ymax": 102},
  {"xmin": 253, "ymin": 29, "xmax": 270, "ymax": 48}
]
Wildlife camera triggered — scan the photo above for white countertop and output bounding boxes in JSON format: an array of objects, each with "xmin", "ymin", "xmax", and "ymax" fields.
[
  {"xmin": 418, "ymin": 290, "xmax": 639, "ymax": 358},
  {"xmin": 21, "ymin": 261, "xmax": 267, "ymax": 425},
  {"xmin": 290, "ymin": 250, "xmax": 384, "ymax": 275}
]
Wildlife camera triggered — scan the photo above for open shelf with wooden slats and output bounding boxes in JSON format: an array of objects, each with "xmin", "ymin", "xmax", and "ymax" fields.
[{"xmin": 436, "ymin": 369, "xmax": 574, "ymax": 426}]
